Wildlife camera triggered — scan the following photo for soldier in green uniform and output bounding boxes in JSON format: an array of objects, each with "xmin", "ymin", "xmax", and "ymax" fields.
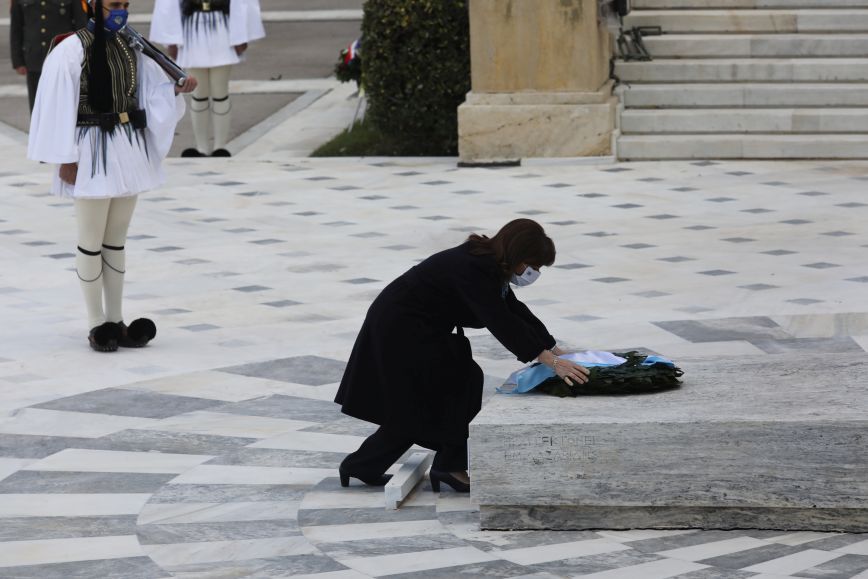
[{"xmin": 10, "ymin": 0, "xmax": 87, "ymax": 110}]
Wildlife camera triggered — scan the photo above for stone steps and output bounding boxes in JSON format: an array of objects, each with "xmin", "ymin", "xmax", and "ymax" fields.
[
  {"xmin": 621, "ymin": 108, "xmax": 868, "ymax": 133},
  {"xmin": 616, "ymin": 58, "xmax": 868, "ymax": 83},
  {"xmin": 622, "ymin": 83, "xmax": 868, "ymax": 108},
  {"xmin": 624, "ymin": 10, "xmax": 868, "ymax": 33},
  {"xmin": 617, "ymin": 134, "xmax": 868, "ymax": 159},
  {"xmin": 615, "ymin": 2, "xmax": 868, "ymax": 159},
  {"xmin": 643, "ymin": 34, "xmax": 868, "ymax": 58}
]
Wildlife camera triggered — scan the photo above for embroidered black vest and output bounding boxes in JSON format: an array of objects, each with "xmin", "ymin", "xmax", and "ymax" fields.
[{"xmin": 76, "ymin": 28, "xmax": 138, "ymax": 115}]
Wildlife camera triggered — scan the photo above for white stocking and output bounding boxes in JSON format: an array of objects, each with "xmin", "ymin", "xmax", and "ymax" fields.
[
  {"xmin": 210, "ymin": 65, "xmax": 232, "ymax": 151},
  {"xmin": 189, "ymin": 67, "xmax": 212, "ymax": 154},
  {"xmin": 101, "ymin": 196, "xmax": 138, "ymax": 324},
  {"xmin": 75, "ymin": 198, "xmax": 111, "ymax": 329}
]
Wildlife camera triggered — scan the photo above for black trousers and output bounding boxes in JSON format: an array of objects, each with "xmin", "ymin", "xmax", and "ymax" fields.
[
  {"xmin": 341, "ymin": 426, "xmax": 468, "ymax": 476},
  {"xmin": 26, "ymin": 71, "xmax": 41, "ymax": 112}
]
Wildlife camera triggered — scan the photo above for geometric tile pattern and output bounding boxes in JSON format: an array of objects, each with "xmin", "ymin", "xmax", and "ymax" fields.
[{"xmin": 3, "ymin": 136, "xmax": 868, "ymax": 575}]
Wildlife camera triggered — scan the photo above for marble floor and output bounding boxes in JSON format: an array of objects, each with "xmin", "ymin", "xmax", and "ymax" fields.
[{"xmin": 1, "ymin": 135, "xmax": 867, "ymax": 576}]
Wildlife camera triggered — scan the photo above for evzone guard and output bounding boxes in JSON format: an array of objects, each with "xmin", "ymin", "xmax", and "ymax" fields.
[
  {"xmin": 149, "ymin": 0, "xmax": 265, "ymax": 157},
  {"xmin": 27, "ymin": 0, "xmax": 197, "ymax": 352}
]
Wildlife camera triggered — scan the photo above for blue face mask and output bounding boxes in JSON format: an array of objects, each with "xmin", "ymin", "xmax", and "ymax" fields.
[{"xmin": 104, "ymin": 9, "xmax": 128, "ymax": 32}]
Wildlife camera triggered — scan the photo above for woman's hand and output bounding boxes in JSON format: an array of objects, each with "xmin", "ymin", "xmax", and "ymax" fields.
[
  {"xmin": 59, "ymin": 163, "xmax": 78, "ymax": 185},
  {"xmin": 539, "ymin": 349, "xmax": 589, "ymax": 386}
]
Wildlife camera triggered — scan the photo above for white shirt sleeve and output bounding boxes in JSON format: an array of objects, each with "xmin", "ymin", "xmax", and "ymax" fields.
[
  {"xmin": 27, "ymin": 36, "xmax": 83, "ymax": 165},
  {"xmin": 229, "ymin": 0, "xmax": 265, "ymax": 47},
  {"xmin": 150, "ymin": 0, "xmax": 184, "ymax": 46},
  {"xmin": 139, "ymin": 53, "xmax": 186, "ymax": 160}
]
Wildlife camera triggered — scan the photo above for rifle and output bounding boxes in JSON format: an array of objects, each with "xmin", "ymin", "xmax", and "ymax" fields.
[{"xmin": 118, "ymin": 25, "xmax": 188, "ymax": 86}]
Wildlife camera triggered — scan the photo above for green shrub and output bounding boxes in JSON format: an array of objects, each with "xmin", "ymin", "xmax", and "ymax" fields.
[{"xmin": 361, "ymin": 0, "xmax": 471, "ymax": 155}]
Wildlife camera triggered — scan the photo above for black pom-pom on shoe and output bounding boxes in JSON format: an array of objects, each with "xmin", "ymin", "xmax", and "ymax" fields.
[
  {"xmin": 88, "ymin": 322, "xmax": 121, "ymax": 352},
  {"xmin": 181, "ymin": 148, "xmax": 206, "ymax": 157},
  {"xmin": 211, "ymin": 148, "xmax": 231, "ymax": 157},
  {"xmin": 119, "ymin": 318, "xmax": 157, "ymax": 348}
]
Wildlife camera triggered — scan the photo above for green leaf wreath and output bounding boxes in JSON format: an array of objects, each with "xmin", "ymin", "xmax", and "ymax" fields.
[{"xmin": 535, "ymin": 352, "xmax": 683, "ymax": 397}]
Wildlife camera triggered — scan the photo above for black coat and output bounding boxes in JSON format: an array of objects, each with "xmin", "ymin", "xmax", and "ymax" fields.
[{"xmin": 335, "ymin": 242, "xmax": 556, "ymax": 443}]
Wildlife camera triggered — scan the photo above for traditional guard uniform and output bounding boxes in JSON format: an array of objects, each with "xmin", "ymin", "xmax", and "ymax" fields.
[
  {"xmin": 9, "ymin": 0, "xmax": 87, "ymax": 110},
  {"xmin": 150, "ymin": 0, "xmax": 264, "ymax": 156},
  {"xmin": 27, "ymin": 0, "xmax": 188, "ymax": 351}
]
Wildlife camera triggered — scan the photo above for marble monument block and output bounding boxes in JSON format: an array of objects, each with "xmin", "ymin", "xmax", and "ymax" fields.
[{"xmin": 469, "ymin": 353, "xmax": 868, "ymax": 531}]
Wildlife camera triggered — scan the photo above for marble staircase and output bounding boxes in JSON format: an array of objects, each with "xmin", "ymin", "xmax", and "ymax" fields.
[{"xmin": 615, "ymin": 0, "xmax": 868, "ymax": 159}]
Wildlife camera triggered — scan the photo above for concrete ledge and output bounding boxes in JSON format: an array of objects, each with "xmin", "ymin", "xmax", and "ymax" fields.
[
  {"xmin": 385, "ymin": 452, "xmax": 433, "ymax": 510},
  {"xmin": 469, "ymin": 353, "xmax": 868, "ymax": 531}
]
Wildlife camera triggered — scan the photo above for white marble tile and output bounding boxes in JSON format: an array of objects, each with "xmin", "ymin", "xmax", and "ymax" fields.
[
  {"xmin": 138, "ymin": 501, "xmax": 299, "ymax": 525},
  {"xmin": 125, "ymin": 371, "xmax": 290, "ymax": 402},
  {"xmin": 168, "ymin": 465, "xmax": 333, "ymax": 485},
  {"xmin": 742, "ymin": 549, "xmax": 845, "ymax": 575},
  {"xmin": 141, "ymin": 410, "xmax": 317, "ymax": 438},
  {"xmin": 250, "ymin": 431, "xmax": 366, "ymax": 453},
  {"xmin": 0, "ymin": 408, "xmax": 159, "ymax": 438},
  {"xmin": 303, "ymin": 520, "xmax": 445, "ymax": 543},
  {"xmin": 764, "ymin": 531, "xmax": 843, "ymax": 546},
  {"xmin": 655, "ymin": 537, "xmax": 769, "ymax": 561},
  {"xmin": 23, "ymin": 449, "xmax": 213, "ymax": 474},
  {"xmin": 573, "ymin": 559, "xmax": 709, "ymax": 579},
  {"xmin": 144, "ymin": 536, "xmax": 317, "ymax": 567},
  {"xmin": 435, "ymin": 493, "xmax": 477, "ymax": 514},
  {"xmin": 498, "ymin": 538, "xmax": 632, "ymax": 566},
  {"xmin": 282, "ymin": 571, "xmax": 371, "ymax": 579},
  {"xmin": 0, "ymin": 494, "xmax": 150, "ymax": 517},
  {"xmin": 0, "ymin": 535, "xmax": 143, "ymax": 567},
  {"xmin": 595, "ymin": 530, "xmax": 697, "ymax": 543},
  {"xmin": 300, "ymin": 490, "xmax": 386, "ymax": 510},
  {"xmin": 0, "ymin": 457, "xmax": 38, "ymax": 482},
  {"xmin": 835, "ymin": 537, "xmax": 868, "ymax": 555},
  {"xmin": 340, "ymin": 546, "xmax": 498, "ymax": 577}
]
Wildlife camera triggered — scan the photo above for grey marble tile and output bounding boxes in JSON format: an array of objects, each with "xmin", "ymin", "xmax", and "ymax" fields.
[
  {"xmin": 88, "ymin": 429, "xmax": 256, "ymax": 455},
  {"xmin": 751, "ymin": 337, "xmax": 864, "ymax": 354},
  {"xmin": 137, "ymin": 520, "xmax": 300, "ymax": 544},
  {"xmin": 796, "ymin": 554, "xmax": 868, "ymax": 579},
  {"xmin": 385, "ymin": 559, "xmax": 531, "ymax": 578},
  {"xmin": 206, "ymin": 448, "xmax": 345, "ymax": 469},
  {"xmin": 672, "ymin": 569, "xmax": 756, "ymax": 579},
  {"xmin": 168, "ymin": 554, "xmax": 346, "ymax": 578},
  {"xmin": 653, "ymin": 317, "xmax": 791, "ymax": 343},
  {"xmin": 0, "ymin": 471, "xmax": 175, "ymax": 494},
  {"xmin": 0, "ymin": 515, "xmax": 138, "ymax": 541},
  {"xmin": 0, "ymin": 434, "xmax": 91, "ymax": 458},
  {"xmin": 301, "ymin": 418, "xmax": 379, "ymax": 437},
  {"xmin": 33, "ymin": 388, "xmax": 223, "ymax": 418},
  {"xmin": 298, "ymin": 506, "xmax": 437, "ymax": 527},
  {"xmin": 148, "ymin": 483, "xmax": 305, "ymax": 504},
  {"xmin": 0, "ymin": 557, "xmax": 169, "ymax": 579},
  {"xmin": 211, "ymin": 395, "xmax": 342, "ymax": 422},
  {"xmin": 315, "ymin": 533, "xmax": 466, "ymax": 558},
  {"xmin": 530, "ymin": 549, "xmax": 662, "ymax": 577},
  {"xmin": 220, "ymin": 356, "xmax": 346, "ymax": 386},
  {"xmin": 697, "ymin": 543, "xmax": 803, "ymax": 567},
  {"xmin": 800, "ymin": 533, "xmax": 868, "ymax": 551},
  {"xmin": 626, "ymin": 530, "xmax": 737, "ymax": 554},
  {"xmin": 468, "ymin": 529, "xmax": 600, "ymax": 552}
]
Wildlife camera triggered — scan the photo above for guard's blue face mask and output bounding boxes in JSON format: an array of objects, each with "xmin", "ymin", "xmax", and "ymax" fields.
[{"xmin": 104, "ymin": 8, "xmax": 128, "ymax": 32}]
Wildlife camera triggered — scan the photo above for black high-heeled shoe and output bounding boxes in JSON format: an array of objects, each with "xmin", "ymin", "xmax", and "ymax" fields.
[
  {"xmin": 429, "ymin": 469, "xmax": 470, "ymax": 493},
  {"xmin": 338, "ymin": 468, "xmax": 392, "ymax": 487}
]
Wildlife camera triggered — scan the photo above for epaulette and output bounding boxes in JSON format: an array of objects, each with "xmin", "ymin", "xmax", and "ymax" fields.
[{"xmin": 48, "ymin": 31, "xmax": 76, "ymax": 53}]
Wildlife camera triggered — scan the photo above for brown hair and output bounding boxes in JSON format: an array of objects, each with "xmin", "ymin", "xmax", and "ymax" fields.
[{"xmin": 467, "ymin": 219, "xmax": 556, "ymax": 281}]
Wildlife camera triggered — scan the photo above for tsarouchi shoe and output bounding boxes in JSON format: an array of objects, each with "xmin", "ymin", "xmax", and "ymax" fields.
[
  {"xmin": 88, "ymin": 322, "xmax": 121, "ymax": 352},
  {"xmin": 118, "ymin": 318, "xmax": 157, "ymax": 348}
]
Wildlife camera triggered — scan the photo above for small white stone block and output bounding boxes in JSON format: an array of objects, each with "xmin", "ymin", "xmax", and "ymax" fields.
[{"xmin": 385, "ymin": 452, "xmax": 434, "ymax": 510}]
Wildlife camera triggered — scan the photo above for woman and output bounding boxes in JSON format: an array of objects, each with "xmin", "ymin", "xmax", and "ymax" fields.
[
  {"xmin": 149, "ymin": 0, "xmax": 264, "ymax": 157},
  {"xmin": 335, "ymin": 219, "xmax": 590, "ymax": 492}
]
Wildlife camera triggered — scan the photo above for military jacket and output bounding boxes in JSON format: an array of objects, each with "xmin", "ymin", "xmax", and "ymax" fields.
[{"xmin": 10, "ymin": 0, "xmax": 86, "ymax": 71}]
